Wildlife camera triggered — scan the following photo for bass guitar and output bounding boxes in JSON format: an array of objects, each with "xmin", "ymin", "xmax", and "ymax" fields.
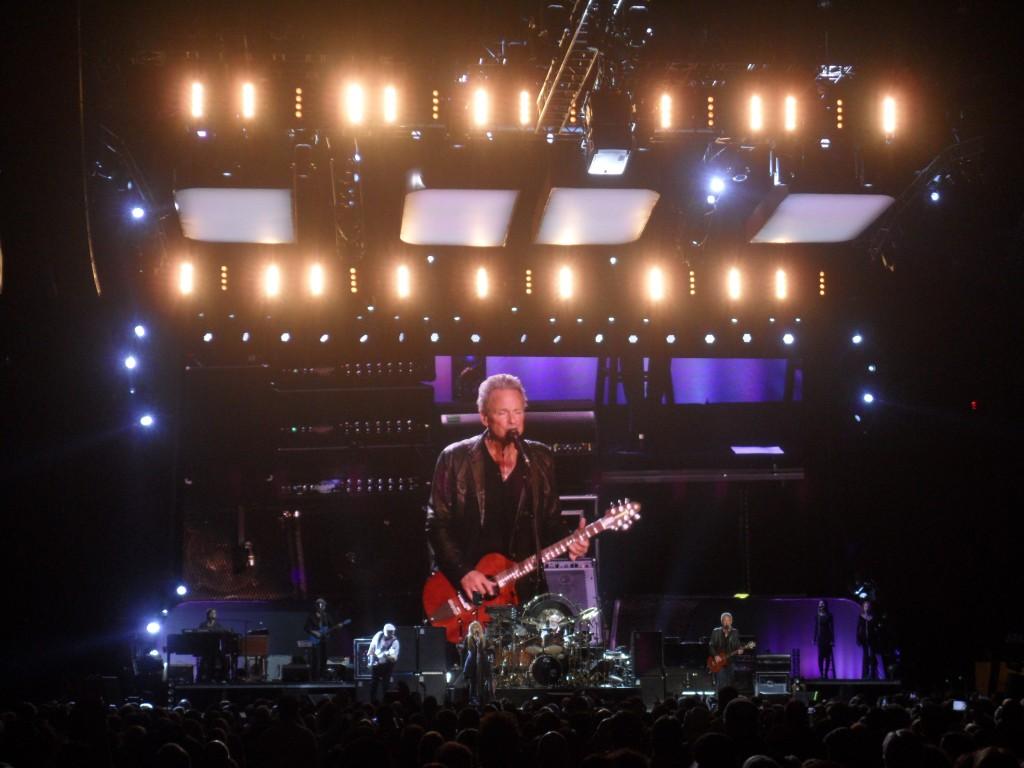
[
  {"xmin": 707, "ymin": 641, "xmax": 756, "ymax": 673},
  {"xmin": 422, "ymin": 500, "xmax": 641, "ymax": 643},
  {"xmin": 308, "ymin": 618, "xmax": 352, "ymax": 645}
]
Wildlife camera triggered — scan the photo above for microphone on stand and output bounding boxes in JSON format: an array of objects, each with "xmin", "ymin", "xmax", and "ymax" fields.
[{"xmin": 507, "ymin": 429, "xmax": 531, "ymax": 467}]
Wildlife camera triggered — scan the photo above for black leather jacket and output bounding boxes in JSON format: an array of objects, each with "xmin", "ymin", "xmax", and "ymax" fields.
[{"xmin": 425, "ymin": 433, "xmax": 565, "ymax": 598}]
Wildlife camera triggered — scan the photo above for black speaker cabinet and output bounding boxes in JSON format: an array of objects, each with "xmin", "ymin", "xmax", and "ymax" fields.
[
  {"xmin": 639, "ymin": 674, "xmax": 666, "ymax": 708},
  {"xmin": 394, "ymin": 626, "xmax": 417, "ymax": 674},
  {"xmin": 632, "ymin": 630, "xmax": 664, "ymax": 676},
  {"xmin": 416, "ymin": 626, "xmax": 448, "ymax": 674},
  {"xmin": 281, "ymin": 663, "xmax": 311, "ymax": 682}
]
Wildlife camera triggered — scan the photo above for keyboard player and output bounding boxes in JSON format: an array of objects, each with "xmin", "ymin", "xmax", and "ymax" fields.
[{"xmin": 196, "ymin": 608, "xmax": 232, "ymax": 682}]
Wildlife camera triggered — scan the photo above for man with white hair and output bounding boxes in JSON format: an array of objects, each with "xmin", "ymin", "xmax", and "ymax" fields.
[
  {"xmin": 426, "ymin": 373, "xmax": 589, "ymax": 609},
  {"xmin": 367, "ymin": 622, "xmax": 400, "ymax": 703},
  {"xmin": 708, "ymin": 611, "xmax": 745, "ymax": 690}
]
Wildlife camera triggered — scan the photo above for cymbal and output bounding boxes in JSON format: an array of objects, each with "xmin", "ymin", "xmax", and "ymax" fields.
[{"xmin": 578, "ymin": 607, "xmax": 601, "ymax": 622}]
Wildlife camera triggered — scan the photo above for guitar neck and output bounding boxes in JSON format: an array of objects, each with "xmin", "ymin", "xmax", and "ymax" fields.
[{"xmin": 493, "ymin": 518, "xmax": 609, "ymax": 588}]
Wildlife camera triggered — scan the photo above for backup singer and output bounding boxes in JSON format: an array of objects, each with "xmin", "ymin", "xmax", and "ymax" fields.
[
  {"xmin": 856, "ymin": 600, "xmax": 882, "ymax": 680},
  {"xmin": 426, "ymin": 374, "xmax": 589, "ymax": 608},
  {"xmin": 367, "ymin": 623, "xmax": 399, "ymax": 703},
  {"xmin": 708, "ymin": 612, "xmax": 744, "ymax": 690},
  {"xmin": 814, "ymin": 600, "xmax": 836, "ymax": 679},
  {"xmin": 463, "ymin": 621, "xmax": 492, "ymax": 705}
]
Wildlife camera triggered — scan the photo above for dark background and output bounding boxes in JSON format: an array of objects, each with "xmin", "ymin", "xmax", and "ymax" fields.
[{"xmin": 1, "ymin": 1, "xmax": 1021, "ymax": 702}]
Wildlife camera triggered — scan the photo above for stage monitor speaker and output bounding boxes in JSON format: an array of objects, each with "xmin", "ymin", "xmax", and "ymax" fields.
[
  {"xmin": 420, "ymin": 671, "xmax": 448, "ymax": 702},
  {"xmin": 632, "ymin": 630, "xmax": 664, "ymax": 676},
  {"xmin": 281, "ymin": 663, "xmax": 311, "ymax": 682},
  {"xmin": 639, "ymin": 674, "xmax": 666, "ymax": 708},
  {"xmin": 544, "ymin": 559, "xmax": 602, "ymax": 644},
  {"xmin": 665, "ymin": 668, "xmax": 713, "ymax": 697},
  {"xmin": 416, "ymin": 626, "xmax": 448, "ymax": 674},
  {"xmin": 755, "ymin": 672, "xmax": 790, "ymax": 696}
]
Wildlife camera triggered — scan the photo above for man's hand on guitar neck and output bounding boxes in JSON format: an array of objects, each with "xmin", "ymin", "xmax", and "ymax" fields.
[
  {"xmin": 460, "ymin": 570, "xmax": 497, "ymax": 602},
  {"xmin": 567, "ymin": 517, "xmax": 590, "ymax": 560}
]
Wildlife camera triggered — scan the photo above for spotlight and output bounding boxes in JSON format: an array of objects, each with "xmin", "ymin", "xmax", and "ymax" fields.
[
  {"xmin": 145, "ymin": 620, "xmax": 161, "ymax": 635},
  {"xmin": 241, "ymin": 332, "xmax": 250, "ymax": 342},
  {"xmin": 882, "ymin": 96, "xmax": 897, "ymax": 136},
  {"xmin": 319, "ymin": 333, "xmax": 330, "ymax": 343},
  {"xmin": 862, "ymin": 392, "xmax": 875, "ymax": 404},
  {"xmin": 742, "ymin": 332, "xmax": 752, "ymax": 343},
  {"xmin": 706, "ymin": 194, "xmax": 717, "ymax": 205},
  {"xmin": 202, "ymin": 332, "xmax": 213, "ymax": 343},
  {"xmin": 396, "ymin": 265, "xmax": 411, "ymax": 299},
  {"xmin": 557, "ymin": 266, "xmax": 574, "ymax": 300},
  {"xmin": 783, "ymin": 95, "xmax": 797, "ymax": 132},
  {"xmin": 139, "ymin": 414, "xmax": 155, "ymax": 428},
  {"xmin": 749, "ymin": 94, "xmax": 764, "ymax": 132},
  {"xmin": 704, "ymin": 333, "xmax": 716, "ymax": 344},
  {"xmin": 666, "ymin": 334, "xmax": 676, "ymax": 344},
  {"xmin": 518, "ymin": 89, "xmax": 532, "ymax": 127},
  {"xmin": 553, "ymin": 335, "xmax": 562, "ymax": 344},
  {"xmin": 359, "ymin": 333, "xmax": 368, "ymax": 343},
  {"xmin": 659, "ymin": 92, "xmax": 672, "ymax": 129},
  {"xmin": 382, "ymin": 85, "xmax": 398, "ymax": 124},
  {"xmin": 709, "ymin": 176, "xmax": 726, "ymax": 195},
  {"xmin": 646, "ymin": 266, "xmax": 665, "ymax": 302},
  {"xmin": 189, "ymin": 81, "xmax": 205, "ymax": 119},
  {"xmin": 868, "ymin": 363, "xmax": 877, "ymax": 373},
  {"xmin": 594, "ymin": 333, "xmax": 604, "ymax": 343},
  {"xmin": 727, "ymin": 268, "xmax": 742, "ymax": 300},
  {"xmin": 178, "ymin": 262, "xmax": 195, "ymax": 296},
  {"xmin": 130, "ymin": 206, "xmax": 145, "ymax": 220},
  {"xmin": 475, "ymin": 267, "xmax": 489, "ymax": 299},
  {"xmin": 175, "ymin": 584, "xmax": 188, "ymax": 597},
  {"xmin": 628, "ymin": 334, "xmax": 638, "ymax": 344},
  {"xmin": 430, "ymin": 332, "xmax": 440, "ymax": 343},
  {"xmin": 148, "ymin": 648, "xmax": 161, "ymax": 658},
  {"xmin": 263, "ymin": 264, "xmax": 282, "ymax": 298},
  {"xmin": 851, "ymin": 333, "xmax": 863, "ymax": 345},
  {"xmin": 344, "ymin": 83, "xmax": 365, "ymax": 124},
  {"xmin": 241, "ymin": 82, "xmax": 256, "ymax": 120},
  {"xmin": 133, "ymin": 324, "xmax": 146, "ymax": 338},
  {"xmin": 929, "ymin": 190, "xmax": 940, "ymax": 202},
  {"xmin": 775, "ymin": 269, "xmax": 788, "ymax": 300},
  {"xmin": 123, "ymin": 355, "xmax": 138, "ymax": 370},
  {"xmin": 520, "ymin": 334, "xmax": 528, "ymax": 343},
  {"xmin": 472, "ymin": 88, "xmax": 489, "ymax": 127},
  {"xmin": 309, "ymin": 263, "xmax": 325, "ymax": 296},
  {"xmin": 470, "ymin": 333, "xmax": 481, "ymax": 343},
  {"xmin": 782, "ymin": 333, "xmax": 795, "ymax": 345},
  {"xmin": 280, "ymin": 332, "xmax": 291, "ymax": 343}
]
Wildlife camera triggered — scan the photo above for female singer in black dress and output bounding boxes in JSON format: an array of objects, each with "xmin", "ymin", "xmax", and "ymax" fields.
[{"xmin": 463, "ymin": 621, "xmax": 492, "ymax": 704}]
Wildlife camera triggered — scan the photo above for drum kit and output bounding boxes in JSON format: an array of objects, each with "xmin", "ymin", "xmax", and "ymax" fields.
[{"xmin": 485, "ymin": 593, "xmax": 633, "ymax": 689}]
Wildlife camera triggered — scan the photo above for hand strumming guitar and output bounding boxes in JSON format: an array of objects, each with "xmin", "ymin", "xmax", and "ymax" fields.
[{"xmin": 461, "ymin": 571, "xmax": 497, "ymax": 601}]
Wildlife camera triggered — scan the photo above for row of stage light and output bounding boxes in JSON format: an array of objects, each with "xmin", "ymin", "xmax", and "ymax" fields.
[
  {"xmin": 184, "ymin": 79, "xmax": 901, "ymax": 137},
  {"xmin": 173, "ymin": 261, "xmax": 827, "ymax": 303}
]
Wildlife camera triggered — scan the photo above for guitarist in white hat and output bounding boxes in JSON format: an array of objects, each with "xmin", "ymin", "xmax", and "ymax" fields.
[{"xmin": 367, "ymin": 623, "xmax": 400, "ymax": 703}]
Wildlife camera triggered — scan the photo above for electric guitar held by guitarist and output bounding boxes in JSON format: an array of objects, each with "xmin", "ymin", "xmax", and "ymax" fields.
[
  {"xmin": 422, "ymin": 500, "xmax": 641, "ymax": 643},
  {"xmin": 707, "ymin": 641, "xmax": 756, "ymax": 673}
]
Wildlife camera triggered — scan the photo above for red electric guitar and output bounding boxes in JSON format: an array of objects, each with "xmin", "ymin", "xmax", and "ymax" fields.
[
  {"xmin": 422, "ymin": 500, "xmax": 641, "ymax": 643},
  {"xmin": 707, "ymin": 641, "xmax": 756, "ymax": 673}
]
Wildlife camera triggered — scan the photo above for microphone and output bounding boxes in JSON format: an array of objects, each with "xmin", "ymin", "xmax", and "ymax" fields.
[{"xmin": 507, "ymin": 429, "xmax": 531, "ymax": 467}]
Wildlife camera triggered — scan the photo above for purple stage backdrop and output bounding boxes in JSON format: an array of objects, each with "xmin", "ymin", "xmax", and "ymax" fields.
[
  {"xmin": 427, "ymin": 356, "xmax": 795, "ymax": 404},
  {"xmin": 612, "ymin": 595, "xmax": 876, "ymax": 680}
]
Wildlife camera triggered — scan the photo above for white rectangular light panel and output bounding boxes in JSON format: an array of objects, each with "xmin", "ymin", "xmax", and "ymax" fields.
[
  {"xmin": 174, "ymin": 188, "xmax": 295, "ymax": 244},
  {"xmin": 535, "ymin": 187, "xmax": 660, "ymax": 245},
  {"xmin": 400, "ymin": 189, "xmax": 519, "ymax": 247},
  {"xmin": 587, "ymin": 149, "xmax": 631, "ymax": 176},
  {"xmin": 750, "ymin": 193, "xmax": 894, "ymax": 244},
  {"xmin": 731, "ymin": 446, "xmax": 785, "ymax": 455}
]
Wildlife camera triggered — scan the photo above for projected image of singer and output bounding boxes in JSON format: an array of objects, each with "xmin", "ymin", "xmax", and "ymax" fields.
[{"xmin": 426, "ymin": 373, "xmax": 590, "ymax": 611}]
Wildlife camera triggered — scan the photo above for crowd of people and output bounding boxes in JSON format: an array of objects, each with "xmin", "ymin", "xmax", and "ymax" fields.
[{"xmin": 1, "ymin": 683, "xmax": 1021, "ymax": 768}]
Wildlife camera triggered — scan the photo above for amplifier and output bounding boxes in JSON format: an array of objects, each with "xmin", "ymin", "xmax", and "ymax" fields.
[
  {"xmin": 353, "ymin": 638, "xmax": 372, "ymax": 679},
  {"xmin": 543, "ymin": 559, "xmax": 602, "ymax": 644}
]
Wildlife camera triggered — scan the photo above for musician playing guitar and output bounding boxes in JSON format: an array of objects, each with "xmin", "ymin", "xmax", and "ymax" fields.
[
  {"xmin": 707, "ymin": 612, "xmax": 752, "ymax": 690},
  {"xmin": 303, "ymin": 598, "xmax": 350, "ymax": 681},
  {"xmin": 367, "ymin": 623, "xmax": 400, "ymax": 703},
  {"xmin": 426, "ymin": 374, "xmax": 590, "ymax": 637}
]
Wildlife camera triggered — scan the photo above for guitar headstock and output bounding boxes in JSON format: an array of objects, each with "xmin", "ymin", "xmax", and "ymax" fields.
[{"xmin": 602, "ymin": 499, "xmax": 641, "ymax": 531}]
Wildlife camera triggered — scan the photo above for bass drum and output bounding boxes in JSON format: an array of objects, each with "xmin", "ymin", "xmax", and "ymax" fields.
[{"xmin": 529, "ymin": 654, "xmax": 563, "ymax": 686}]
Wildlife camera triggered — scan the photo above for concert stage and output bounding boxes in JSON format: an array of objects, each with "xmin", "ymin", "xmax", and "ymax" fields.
[
  {"xmin": 170, "ymin": 681, "xmax": 357, "ymax": 708},
  {"xmin": 803, "ymin": 679, "xmax": 903, "ymax": 701}
]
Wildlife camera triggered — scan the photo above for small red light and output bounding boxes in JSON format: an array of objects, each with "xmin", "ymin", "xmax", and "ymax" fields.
[{"xmin": 970, "ymin": 400, "xmax": 978, "ymax": 411}]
